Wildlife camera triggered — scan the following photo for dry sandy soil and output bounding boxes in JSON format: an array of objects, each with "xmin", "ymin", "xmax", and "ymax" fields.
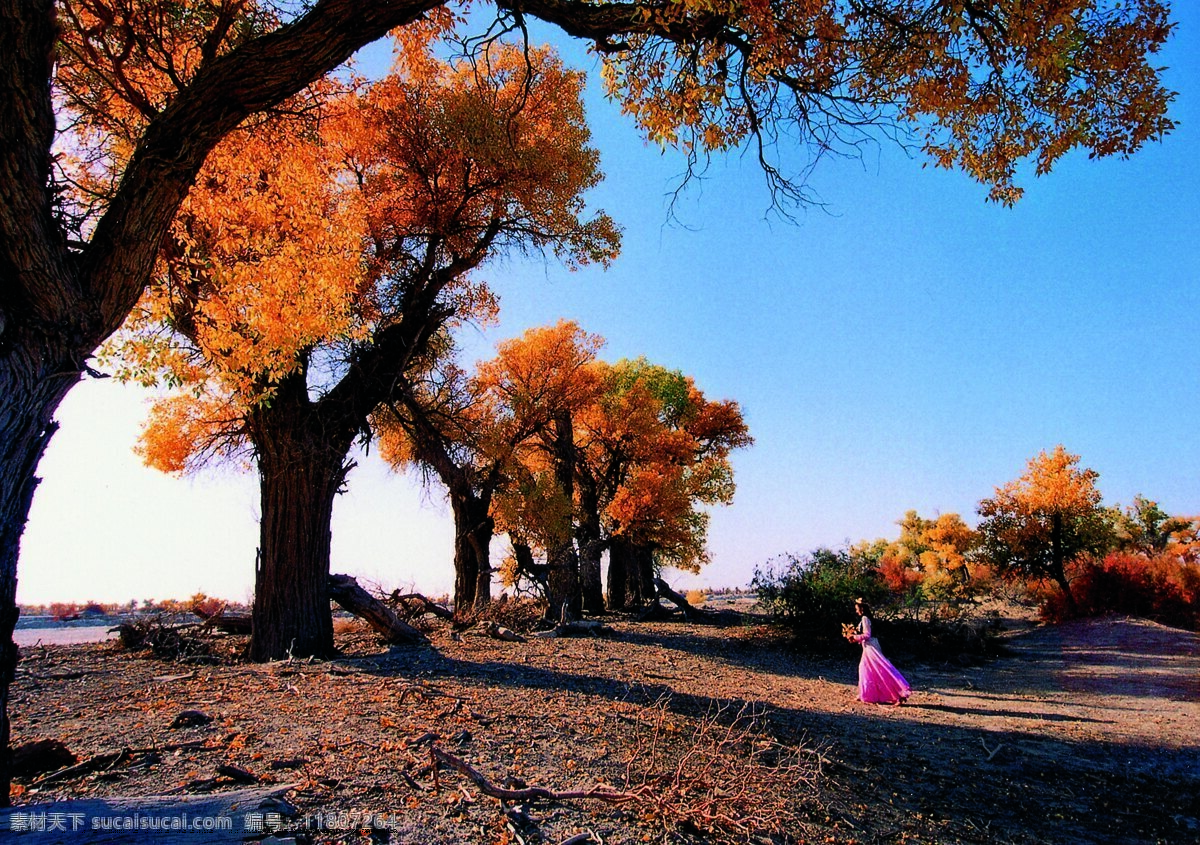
[{"xmin": 7, "ymin": 609, "xmax": 1199, "ymax": 844}]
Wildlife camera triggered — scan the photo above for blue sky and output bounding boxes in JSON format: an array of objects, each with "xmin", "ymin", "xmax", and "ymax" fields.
[{"xmin": 17, "ymin": 8, "xmax": 1200, "ymax": 605}]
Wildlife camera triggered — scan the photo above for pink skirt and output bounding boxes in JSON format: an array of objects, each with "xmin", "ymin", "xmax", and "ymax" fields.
[{"xmin": 858, "ymin": 638, "xmax": 911, "ymax": 704}]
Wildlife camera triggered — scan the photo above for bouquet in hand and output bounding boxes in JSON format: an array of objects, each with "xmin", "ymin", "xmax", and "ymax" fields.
[{"xmin": 841, "ymin": 623, "xmax": 858, "ymax": 641}]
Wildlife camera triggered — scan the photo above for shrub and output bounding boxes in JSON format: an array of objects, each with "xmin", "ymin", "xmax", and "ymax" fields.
[
  {"xmin": 457, "ymin": 594, "xmax": 545, "ymax": 633},
  {"xmin": 752, "ymin": 547, "xmax": 888, "ymax": 651},
  {"xmin": 48, "ymin": 602, "xmax": 81, "ymax": 621},
  {"xmin": 114, "ymin": 615, "xmax": 214, "ymax": 660},
  {"xmin": 754, "ymin": 546, "xmax": 1005, "ymax": 663},
  {"xmin": 1041, "ymin": 552, "xmax": 1200, "ymax": 629},
  {"xmin": 188, "ymin": 592, "xmax": 225, "ymax": 619}
]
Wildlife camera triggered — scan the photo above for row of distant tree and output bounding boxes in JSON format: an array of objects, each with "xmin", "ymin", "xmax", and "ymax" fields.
[
  {"xmin": 758, "ymin": 446, "xmax": 1200, "ymax": 635},
  {"xmin": 21, "ymin": 594, "xmax": 230, "ymax": 622}
]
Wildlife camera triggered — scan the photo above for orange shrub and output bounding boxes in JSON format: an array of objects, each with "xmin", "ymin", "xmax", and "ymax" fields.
[
  {"xmin": 188, "ymin": 592, "xmax": 225, "ymax": 619},
  {"xmin": 878, "ymin": 551, "xmax": 924, "ymax": 595},
  {"xmin": 48, "ymin": 602, "xmax": 81, "ymax": 621},
  {"xmin": 1041, "ymin": 552, "xmax": 1199, "ymax": 629}
]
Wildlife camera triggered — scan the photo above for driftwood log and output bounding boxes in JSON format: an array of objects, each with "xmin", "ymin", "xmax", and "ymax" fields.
[
  {"xmin": 194, "ymin": 606, "xmax": 252, "ymax": 635},
  {"xmin": 653, "ymin": 577, "xmax": 706, "ymax": 620},
  {"xmin": 476, "ymin": 620, "xmax": 525, "ymax": 642},
  {"xmin": 389, "ymin": 591, "xmax": 454, "ymax": 621},
  {"xmin": 531, "ymin": 619, "xmax": 615, "ymax": 639},
  {"xmin": 0, "ymin": 784, "xmax": 295, "ymax": 843},
  {"xmin": 329, "ymin": 574, "xmax": 426, "ymax": 645}
]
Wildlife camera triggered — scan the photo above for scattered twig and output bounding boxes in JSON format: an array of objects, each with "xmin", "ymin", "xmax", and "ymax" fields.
[
  {"xmin": 559, "ymin": 833, "xmax": 601, "ymax": 845},
  {"xmin": 32, "ymin": 750, "xmax": 128, "ymax": 786},
  {"xmin": 430, "ymin": 746, "xmax": 635, "ymax": 804},
  {"xmin": 409, "ymin": 731, "xmax": 441, "ymax": 748},
  {"xmin": 981, "ymin": 737, "xmax": 1006, "ymax": 761}
]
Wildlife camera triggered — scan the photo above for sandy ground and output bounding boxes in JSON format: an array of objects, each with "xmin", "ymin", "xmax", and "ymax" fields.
[{"xmin": 7, "ymin": 612, "xmax": 1199, "ymax": 844}]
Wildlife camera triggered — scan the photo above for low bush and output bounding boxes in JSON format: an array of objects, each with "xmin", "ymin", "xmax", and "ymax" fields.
[
  {"xmin": 114, "ymin": 614, "xmax": 215, "ymax": 660},
  {"xmin": 1041, "ymin": 552, "xmax": 1200, "ymax": 629},
  {"xmin": 751, "ymin": 547, "xmax": 888, "ymax": 652},
  {"xmin": 457, "ymin": 594, "xmax": 546, "ymax": 633},
  {"xmin": 753, "ymin": 547, "xmax": 1005, "ymax": 663}
]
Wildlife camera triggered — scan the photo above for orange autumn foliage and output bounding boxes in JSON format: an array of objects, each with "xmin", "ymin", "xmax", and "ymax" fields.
[
  {"xmin": 977, "ymin": 445, "xmax": 1114, "ymax": 610},
  {"xmin": 1039, "ymin": 552, "xmax": 1200, "ymax": 629},
  {"xmin": 580, "ymin": 359, "xmax": 751, "ymax": 573},
  {"xmin": 876, "ymin": 511, "xmax": 982, "ymax": 602},
  {"xmin": 483, "ymin": 322, "xmax": 609, "ymax": 550},
  {"xmin": 54, "ymin": 1, "xmax": 291, "ymax": 215},
  {"xmin": 108, "ymin": 43, "xmax": 618, "ymax": 474}
]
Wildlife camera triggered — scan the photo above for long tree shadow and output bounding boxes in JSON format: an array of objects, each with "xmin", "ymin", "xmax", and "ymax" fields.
[
  {"xmin": 344, "ymin": 640, "xmax": 1200, "ymax": 844},
  {"xmin": 967, "ymin": 617, "xmax": 1200, "ymax": 701},
  {"xmin": 905, "ymin": 700, "xmax": 1110, "ymax": 723}
]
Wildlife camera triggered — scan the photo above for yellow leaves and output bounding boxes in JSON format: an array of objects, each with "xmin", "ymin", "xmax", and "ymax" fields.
[
  {"xmin": 135, "ymin": 393, "xmax": 233, "ymax": 474},
  {"xmin": 55, "ymin": 1, "xmax": 287, "ymax": 221},
  {"xmin": 111, "ymin": 36, "xmax": 619, "ymax": 480},
  {"xmin": 600, "ymin": 0, "xmax": 1173, "ymax": 204},
  {"xmin": 997, "ymin": 444, "xmax": 1102, "ymax": 516},
  {"xmin": 477, "ymin": 320, "xmax": 607, "ymax": 421},
  {"xmin": 161, "ymin": 116, "xmax": 368, "ymax": 399}
]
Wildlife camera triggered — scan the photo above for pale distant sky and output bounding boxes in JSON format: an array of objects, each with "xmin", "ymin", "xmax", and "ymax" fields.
[{"xmin": 17, "ymin": 10, "xmax": 1200, "ymax": 605}]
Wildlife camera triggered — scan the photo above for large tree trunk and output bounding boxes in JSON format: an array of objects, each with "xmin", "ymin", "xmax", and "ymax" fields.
[
  {"xmin": 450, "ymin": 492, "xmax": 496, "ymax": 612},
  {"xmin": 0, "ymin": 0, "xmax": 445, "ymax": 806},
  {"xmin": 0, "ymin": 342, "xmax": 82, "ymax": 806},
  {"xmin": 576, "ymin": 479, "xmax": 605, "ymax": 615},
  {"xmin": 247, "ymin": 374, "xmax": 353, "ymax": 662},
  {"xmin": 451, "ymin": 496, "xmax": 480, "ymax": 612},
  {"xmin": 626, "ymin": 542, "xmax": 657, "ymax": 606},
  {"xmin": 470, "ymin": 515, "xmax": 495, "ymax": 611},
  {"xmin": 544, "ymin": 411, "xmax": 580, "ymax": 623},
  {"xmin": 606, "ymin": 535, "xmax": 631, "ymax": 611}
]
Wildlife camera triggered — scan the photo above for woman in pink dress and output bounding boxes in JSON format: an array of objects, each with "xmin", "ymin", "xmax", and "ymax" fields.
[{"xmin": 847, "ymin": 599, "xmax": 911, "ymax": 705}]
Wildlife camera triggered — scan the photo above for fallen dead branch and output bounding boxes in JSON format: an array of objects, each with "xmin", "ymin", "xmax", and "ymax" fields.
[
  {"xmin": 430, "ymin": 747, "xmax": 635, "ymax": 804},
  {"xmin": 330, "ymin": 573, "xmax": 426, "ymax": 645},
  {"xmin": 390, "ymin": 591, "xmax": 454, "ymax": 621},
  {"xmin": 654, "ymin": 577, "xmax": 709, "ymax": 621},
  {"xmin": 475, "ymin": 620, "xmax": 526, "ymax": 642},
  {"xmin": 31, "ymin": 740, "xmax": 216, "ymax": 787},
  {"xmin": 531, "ymin": 620, "xmax": 615, "ymax": 639},
  {"xmin": 0, "ymin": 785, "xmax": 297, "ymax": 845},
  {"xmin": 196, "ymin": 604, "xmax": 252, "ymax": 635},
  {"xmin": 429, "ymin": 696, "xmax": 819, "ymax": 841},
  {"xmin": 981, "ymin": 737, "xmax": 1006, "ymax": 761}
]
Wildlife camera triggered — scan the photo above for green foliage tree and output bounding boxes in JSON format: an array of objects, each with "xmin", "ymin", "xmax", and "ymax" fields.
[
  {"xmin": 752, "ymin": 546, "xmax": 888, "ymax": 648},
  {"xmin": 593, "ymin": 358, "xmax": 751, "ymax": 610},
  {"xmin": 1114, "ymin": 495, "xmax": 1196, "ymax": 557}
]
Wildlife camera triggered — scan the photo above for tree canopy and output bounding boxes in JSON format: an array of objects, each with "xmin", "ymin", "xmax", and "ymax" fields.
[{"xmin": 976, "ymin": 445, "xmax": 1115, "ymax": 612}]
